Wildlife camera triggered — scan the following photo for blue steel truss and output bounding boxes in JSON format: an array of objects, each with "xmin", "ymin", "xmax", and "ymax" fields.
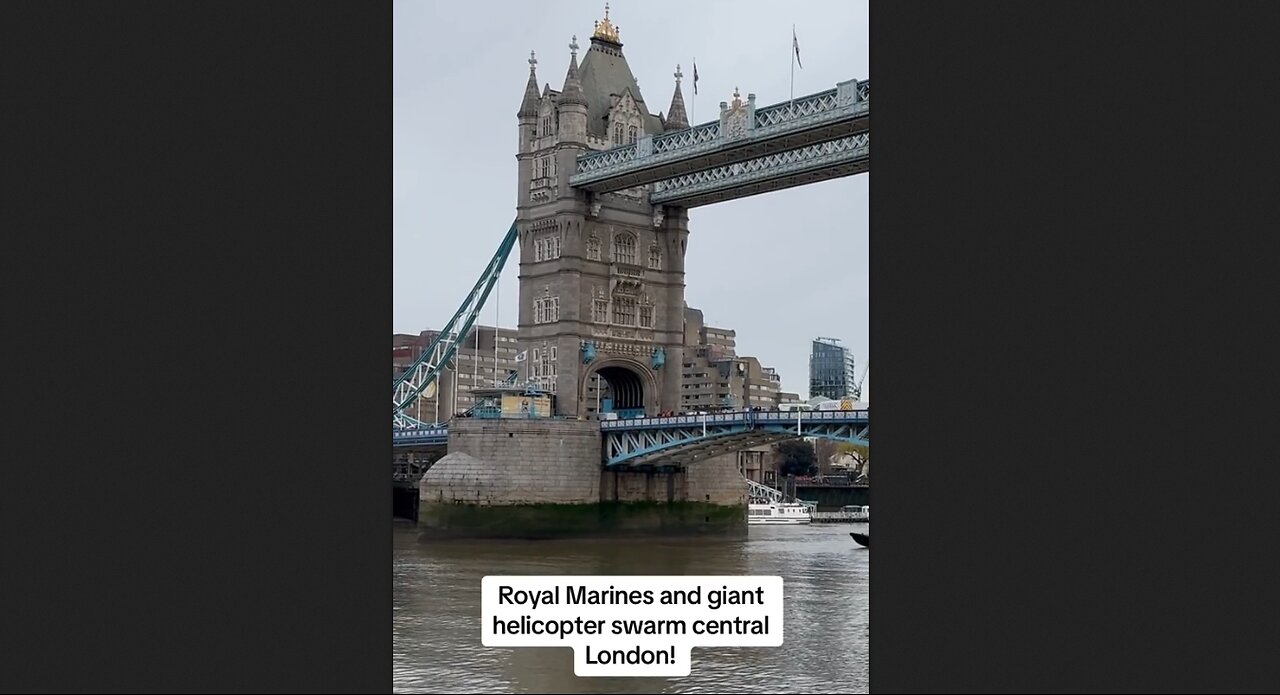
[
  {"xmin": 601, "ymin": 410, "xmax": 869, "ymax": 467},
  {"xmin": 392, "ymin": 220, "xmax": 519, "ymax": 430},
  {"xmin": 569, "ymin": 78, "xmax": 868, "ymax": 195},
  {"xmin": 649, "ymin": 132, "xmax": 868, "ymax": 207}
]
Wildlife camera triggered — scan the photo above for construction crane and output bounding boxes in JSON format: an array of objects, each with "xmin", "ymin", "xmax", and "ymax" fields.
[{"xmin": 852, "ymin": 359, "xmax": 869, "ymax": 401}]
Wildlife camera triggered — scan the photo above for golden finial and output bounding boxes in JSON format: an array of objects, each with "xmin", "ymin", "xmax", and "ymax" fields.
[{"xmin": 592, "ymin": 2, "xmax": 621, "ymax": 43}]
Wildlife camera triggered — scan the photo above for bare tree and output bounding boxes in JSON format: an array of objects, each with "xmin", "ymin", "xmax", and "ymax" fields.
[{"xmin": 813, "ymin": 438, "xmax": 840, "ymax": 476}]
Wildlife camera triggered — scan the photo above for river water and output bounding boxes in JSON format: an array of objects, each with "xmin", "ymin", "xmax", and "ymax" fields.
[{"xmin": 393, "ymin": 522, "xmax": 869, "ymax": 694}]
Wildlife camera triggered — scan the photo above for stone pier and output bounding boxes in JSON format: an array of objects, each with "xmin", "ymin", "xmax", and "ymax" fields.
[{"xmin": 417, "ymin": 419, "xmax": 746, "ymax": 540}]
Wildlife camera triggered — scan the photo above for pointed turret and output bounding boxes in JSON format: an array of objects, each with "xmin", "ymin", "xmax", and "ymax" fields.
[
  {"xmin": 518, "ymin": 51, "xmax": 541, "ymax": 118},
  {"xmin": 665, "ymin": 64, "xmax": 689, "ymax": 130},
  {"xmin": 557, "ymin": 36, "xmax": 588, "ymax": 146},
  {"xmin": 559, "ymin": 36, "xmax": 587, "ymax": 107},
  {"xmin": 516, "ymin": 50, "xmax": 543, "ymax": 204}
]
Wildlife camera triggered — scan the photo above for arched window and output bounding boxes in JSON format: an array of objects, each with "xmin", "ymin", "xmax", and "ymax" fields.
[
  {"xmin": 613, "ymin": 124, "xmax": 623, "ymax": 145},
  {"xmin": 648, "ymin": 245, "xmax": 662, "ymax": 269},
  {"xmin": 533, "ymin": 295, "xmax": 559, "ymax": 323},
  {"xmin": 627, "ymin": 125, "xmax": 638, "ymax": 143},
  {"xmin": 586, "ymin": 236, "xmax": 601, "ymax": 261},
  {"xmin": 612, "ymin": 296, "xmax": 636, "ymax": 326},
  {"xmin": 613, "ymin": 234, "xmax": 636, "ymax": 265}
]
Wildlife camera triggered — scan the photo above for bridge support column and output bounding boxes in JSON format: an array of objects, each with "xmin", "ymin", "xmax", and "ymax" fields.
[{"xmin": 417, "ymin": 419, "xmax": 745, "ymax": 539}]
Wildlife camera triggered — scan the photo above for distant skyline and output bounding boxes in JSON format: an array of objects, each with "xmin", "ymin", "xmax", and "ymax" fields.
[{"xmin": 394, "ymin": 0, "xmax": 869, "ymax": 399}]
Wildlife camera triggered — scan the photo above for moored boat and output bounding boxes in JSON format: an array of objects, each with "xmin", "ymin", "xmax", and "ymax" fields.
[{"xmin": 748, "ymin": 502, "xmax": 812, "ymax": 525}]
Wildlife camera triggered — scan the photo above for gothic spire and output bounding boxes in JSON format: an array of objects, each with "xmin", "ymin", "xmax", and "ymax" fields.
[
  {"xmin": 518, "ymin": 50, "xmax": 541, "ymax": 118},
  {"xmin": 559, "ymin": 36, "xmax": 587, "ymax": 106},
  {"xmin": 665, "ymin": 64, "xmax": 689, "ymax": 130}
]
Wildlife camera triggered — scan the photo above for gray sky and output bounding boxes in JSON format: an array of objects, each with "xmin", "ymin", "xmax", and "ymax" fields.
[{"xmin": 394, "ymin": 0, "xmax": 869, "ymax": 399}]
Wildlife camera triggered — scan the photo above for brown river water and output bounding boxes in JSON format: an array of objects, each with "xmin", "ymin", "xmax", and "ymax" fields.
[{"xmin": 393, "ymin": 522, "xmax": 869, "ymax": 693}]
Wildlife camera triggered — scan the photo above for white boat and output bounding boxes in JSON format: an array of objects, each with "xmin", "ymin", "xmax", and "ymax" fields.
[{"xmin": 748, "ymin": 502, "xmax": 813, "ymax": 525}]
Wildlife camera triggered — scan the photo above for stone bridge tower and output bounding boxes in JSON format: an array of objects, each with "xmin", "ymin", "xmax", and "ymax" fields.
[{"xmin": 514, "ymin": 6, "xmax": 692, "ymax": 417}]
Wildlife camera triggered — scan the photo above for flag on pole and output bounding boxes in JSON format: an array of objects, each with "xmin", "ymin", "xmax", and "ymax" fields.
[
  {"xmin": 514, "ymin": 350, "xmax": 528, "ymax": 362},
  {"xmin": 693, "ymin": 61, "xmax": 699, "ymax": 95},
  {"xmin": 793, "ymin": 27, "xmax": 803, "ymax": 69}
]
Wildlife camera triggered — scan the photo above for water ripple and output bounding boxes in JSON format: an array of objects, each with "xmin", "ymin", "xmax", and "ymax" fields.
[{"xmin": 394, "ymin": 524, "xmax": 869, "ymax": 694}]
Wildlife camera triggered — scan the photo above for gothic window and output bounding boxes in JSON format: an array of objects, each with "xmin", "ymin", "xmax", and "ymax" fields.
[
  {"xmin": 539, "ymin": 157, "xmax": 550, "ymax": 179},
  {"xmin": 593, "ymin": 298, "xmax": 609, "ymax": 323},
  {"xmin": 648, "ymin": 245, "xmax": 662, "ymax": 269},
  {"xmin": 533, "ymin": 296, "xmax": 560, "ymax": 323},
  {"xmin": 612, "ymin": 296, "xmax": 636, "ymax": 326},
  {"xmin": 639, "ymin": 305, "xmax": 653, "ymax": 328},
  {"xmin": 627, "ymin": 125, "xmax": 638, "ymax": 143},
  {"xmin": 613, "ymin": 124, "xmax": 623, "ymax": 145},
  {"xmin": 533, "ymin": 235, "xmax": 559, "ymax": 262},
  {"xmin": 532, "ymin": 345, "xmax": 558, "ymax": 391},
  {"xmin": 613, "ymin": 233, "xmax": 636, "ymax": 265},
  {"xmin": 541, "ymin": 116, "xmax": 552, "ymax": 136},
  {"xmin": 586, "ymin": 235, "xmax": 601, "ymax": 261}
]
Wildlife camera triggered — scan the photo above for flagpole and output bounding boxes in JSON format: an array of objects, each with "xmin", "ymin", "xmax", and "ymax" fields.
[
  {"xmin": 691, "ymin": 57, "xmax": 697, "ymax": 123},
  {"xmin": 790, "ymin": 25, "xmax": 795, "ymax": 105},
  {"xmin": 493, "ymin": 274, "xmax": 499, "ymax": 386}
]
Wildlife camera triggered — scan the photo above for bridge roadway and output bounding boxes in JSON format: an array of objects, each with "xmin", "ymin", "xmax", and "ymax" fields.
[
  {"xmin": 392, "ymin": 409, "xmax": 868, "ymax": 468},
  {"xmin": 568, "ymin": 79, "xmax": 869, "ymax": 208}
]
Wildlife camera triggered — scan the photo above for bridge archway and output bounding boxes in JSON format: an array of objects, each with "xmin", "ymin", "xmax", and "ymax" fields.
[{"xmin": 581, "ymin": 358, "xmax": 658, "ymax": 417}]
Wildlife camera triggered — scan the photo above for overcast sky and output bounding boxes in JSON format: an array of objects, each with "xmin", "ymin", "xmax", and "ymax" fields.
[{"xmin": 394, "ymin": 0, "xmax": 869, "ymax": 399}]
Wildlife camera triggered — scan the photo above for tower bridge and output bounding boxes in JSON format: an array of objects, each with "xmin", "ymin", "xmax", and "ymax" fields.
[{"xmin": 395, "ymin": 6, "xmax": 868, "ymax": 537}]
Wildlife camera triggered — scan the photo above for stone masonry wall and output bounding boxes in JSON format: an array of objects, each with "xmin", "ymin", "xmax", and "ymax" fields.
[
  {"xmin": 685, "ymin": 451, "xmax": 749, "ymax": 506},
  {"xmin": 599, "ymin": 451, "xmax": 745, "ymax": 506},
  {"xmin": 601, "ymin": 467, "xmax": 680, "ymax": 503},
  {"xmin": 419, "ymin": 419, "xmax": 601, "ymax": 505}
]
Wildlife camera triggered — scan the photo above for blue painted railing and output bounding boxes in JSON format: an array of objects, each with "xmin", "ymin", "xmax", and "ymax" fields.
[
  {"xmin": 600, "ymin": 409, "xmax": 868, "ymax": 431},
  {"xmin": 391, "ymin": 426, "xmax": 449, "ymax": 446}
]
